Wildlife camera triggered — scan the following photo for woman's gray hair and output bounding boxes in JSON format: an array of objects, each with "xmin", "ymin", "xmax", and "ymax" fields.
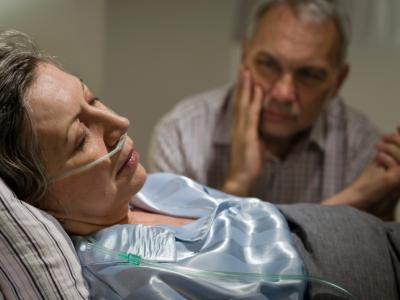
[
  {"xmin": 0, "ymin": 29, "xmax": 55, "ymax": 204},
  {"xmin": 247, "ymin": 0, "xmax": 351, "ymax": 64}
]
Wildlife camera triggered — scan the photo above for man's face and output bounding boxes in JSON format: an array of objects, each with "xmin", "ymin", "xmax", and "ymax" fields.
[{"xmin": 242, "ymin": 5, "xmax": 348, "ymax": 141}]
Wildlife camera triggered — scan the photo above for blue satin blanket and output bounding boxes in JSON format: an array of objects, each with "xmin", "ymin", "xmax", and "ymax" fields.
[{"xmin": 73, "ymin": 173, "xmax": 306, "ymax": 299}]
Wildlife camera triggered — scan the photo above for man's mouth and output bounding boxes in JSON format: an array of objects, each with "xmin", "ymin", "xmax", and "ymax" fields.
[{"xmin": 262, "ymin": 109, "xmax": 294, "ymax": 122}]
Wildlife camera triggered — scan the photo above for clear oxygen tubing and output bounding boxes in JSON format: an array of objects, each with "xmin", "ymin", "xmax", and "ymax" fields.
[
  {"xmin": 78, "ymin": 237, "xmax": 358, "ymax": 300},
  {"xmin": 50, "ymin": 134, "xmax": 127, "ymax": 182}
]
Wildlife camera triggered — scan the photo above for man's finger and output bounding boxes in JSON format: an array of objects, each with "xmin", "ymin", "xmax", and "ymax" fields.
[
  {"xmin": 376, "ymin": 151, "xmax": 398, "ymax": 169},
  {"xmin": 247, "ymin": 84, "xmax": 263, "ymax": 132},
  {"xmin": 382, "ymin": 132, "xmax": 400, "ymax": 147},
  {"xmin": 376, "ymin": 142, "xmax": 400, "ymax": 164},
  {"xmin": 234, "ymin": 69, "xmax": 251, "ymax": 111},
  {"xmin": 234, "ymin": 69, "xmax": 252, "ymax": 130}
]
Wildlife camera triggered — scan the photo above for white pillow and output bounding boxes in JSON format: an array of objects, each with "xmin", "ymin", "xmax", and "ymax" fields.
[{"xmin": 0, "ymin": 178, "xmax": 89, "ymax": 299}]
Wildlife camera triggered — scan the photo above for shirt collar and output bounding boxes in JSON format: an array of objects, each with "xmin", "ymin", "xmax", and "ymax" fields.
[
  {"xmin": 307, "ymin": 108, "xmax": 326, "ymax": 151},
  {"xmin": 308, "ymin": 97, "xmax": 341, "ymax": 152}
]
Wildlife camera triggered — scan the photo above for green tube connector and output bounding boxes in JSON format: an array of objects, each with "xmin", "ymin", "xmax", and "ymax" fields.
[{"xmin": 118, "ymin": 252, "xmax": 141, "ymax": 265}]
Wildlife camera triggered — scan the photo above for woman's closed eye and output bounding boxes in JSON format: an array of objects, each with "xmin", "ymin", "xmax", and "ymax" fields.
[
  {"xmin": 74, "ymin": 97, "xmax": 102, "ymax": 152},
  {"xmin": 76, "ymin": 126, "xmax": 89, "ymax": 152},
  {"xmin": 87, "ymin": 96, "xmax": 111, "ymax": 113},
  {"xmin": 88, "ymin": 97, "xmax": 99, "ymax": 106}
]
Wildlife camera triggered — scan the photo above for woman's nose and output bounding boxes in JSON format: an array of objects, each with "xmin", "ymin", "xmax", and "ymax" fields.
[{"xmin": 102, "ymin": 109, "xmax": 130, "ymax": 149}]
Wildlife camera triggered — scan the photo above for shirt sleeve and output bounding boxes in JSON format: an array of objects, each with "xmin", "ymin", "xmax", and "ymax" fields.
[
  {"xmin": 148, "ymin": 116, "xmax": 186, "ymax": 175},
  {"xmin": 346, "ymin": 121, "xmax": 381, "ymax": 185}
]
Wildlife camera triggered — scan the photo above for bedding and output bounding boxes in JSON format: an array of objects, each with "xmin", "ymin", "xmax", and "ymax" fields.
[
  {"xmin": 0, "ymin": 178, "xmax": 89, "ymax": 299},
  {"xmin": 74, "ymin": 173, "xmax": 400, "ymax": 299},
  {"xmin": 74, "ymin": 173, "xmax": 306, "ymax": 299},
  {"xmin": 2, "ymin": 170, "xmax": 399, "ymax": 300}
]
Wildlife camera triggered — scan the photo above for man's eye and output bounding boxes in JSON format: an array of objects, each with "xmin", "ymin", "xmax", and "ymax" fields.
[
  {"xmin": 256, "ymin": 58, "xmax": 280, "ymax": 72},
  {"xmin": 297, "ymin": 69, "xmax": 326, "ymax": 82}
]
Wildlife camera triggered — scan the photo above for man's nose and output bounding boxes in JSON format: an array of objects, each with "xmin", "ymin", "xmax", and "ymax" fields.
[{"xmin": 270, "ymin": 73, "xmax": 296, "ymax": 103}]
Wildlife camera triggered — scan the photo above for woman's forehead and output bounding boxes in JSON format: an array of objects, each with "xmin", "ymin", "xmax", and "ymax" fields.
[
  {"xmin": 31, "ymin": 63, "xmax": 81, "ymax": 100},
  {"xmin": 27, "ymin": 64, "xmax": 84, "ymax": 155},
  {"xmin": 28, "ymin": 64, "xmax": 82, "ymax": 125}
]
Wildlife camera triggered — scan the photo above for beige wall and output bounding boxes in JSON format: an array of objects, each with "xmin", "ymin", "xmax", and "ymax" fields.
[
  {"xmin": 342, "ymin": 45, "xmax": 400, "ymax": 132},
  {"xmin": 0, "ymin": 0, "xmax": 106, "ymax": 95}
]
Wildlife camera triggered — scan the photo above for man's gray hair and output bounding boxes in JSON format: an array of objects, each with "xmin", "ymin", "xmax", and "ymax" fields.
[
  {"xmin": 247, "ymin": 0, "xmax": 351, "ymax": 64},
  {"xmin": 0, "ymin": 29, "xmax": 55, "ymax": 204}
]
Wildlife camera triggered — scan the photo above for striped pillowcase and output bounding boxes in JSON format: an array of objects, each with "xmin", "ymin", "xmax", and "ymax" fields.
[{"xmin": 0, "ymin": 178, "xmax": 89, "ymax": 299}]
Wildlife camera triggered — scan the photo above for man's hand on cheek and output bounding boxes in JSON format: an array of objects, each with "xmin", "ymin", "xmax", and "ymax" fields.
[{"xmin": 221, "ymin": 68, "xmax": 267, "ymax": 197}]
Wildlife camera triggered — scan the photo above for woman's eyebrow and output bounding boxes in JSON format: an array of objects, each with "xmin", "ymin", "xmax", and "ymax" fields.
[
  {"xmin": 79, "ymin": 78, "xmax": 85, "ymax": 95},
  {"xmin": 64, "ymin": 78, "xmax": 85, "ymax": 147},
  {"xmin": 79, "ymin": 78, "xmax": 97, "ymax": 102}
]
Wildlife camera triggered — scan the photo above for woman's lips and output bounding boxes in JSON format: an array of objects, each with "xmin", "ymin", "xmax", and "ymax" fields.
[{"xmin": 117, "ymin": 149, "xmax": 139, "ymax": 176}]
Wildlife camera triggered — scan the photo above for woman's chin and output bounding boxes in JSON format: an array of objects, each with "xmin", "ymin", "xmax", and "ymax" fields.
[{"xmin": 130, "ymin": 164, "xmax": 147, "ymax": 193}]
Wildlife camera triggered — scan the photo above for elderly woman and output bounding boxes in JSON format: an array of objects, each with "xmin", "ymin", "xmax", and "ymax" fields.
[{"xmin": 1, "ymin": 30, "xmax": 400, "ymax": 300}]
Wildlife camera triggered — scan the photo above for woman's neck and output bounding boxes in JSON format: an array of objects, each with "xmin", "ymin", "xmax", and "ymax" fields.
[
  {"xmin": 57, "ymin": 208, "xmax": 132, "ymax": 236},
  {"xmin": 128, "ymin": 208, "xmax": 193, "ymax": 227},
  {"xmin": 60, "ymin": 208, "xmax": 193, "ymax": 235}
]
